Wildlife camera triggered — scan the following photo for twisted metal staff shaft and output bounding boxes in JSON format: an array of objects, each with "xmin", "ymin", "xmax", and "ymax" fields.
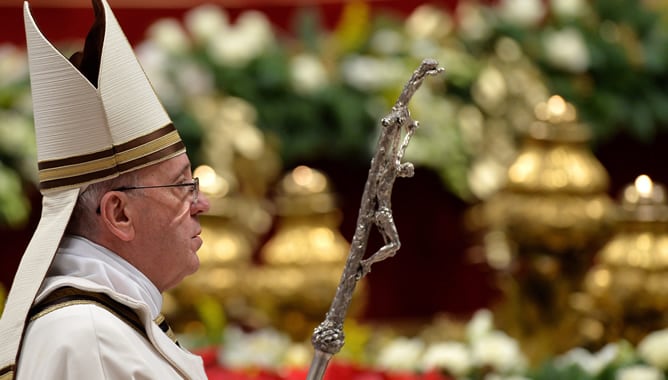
[{"xmin": 306, "ymin": 59, "xmax": 444, "ymax": 380}]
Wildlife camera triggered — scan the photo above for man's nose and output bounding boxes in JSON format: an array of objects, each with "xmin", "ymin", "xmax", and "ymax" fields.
[{"xmin": 191, "ymin": 192, "xmax": 211, "ymax": 214}]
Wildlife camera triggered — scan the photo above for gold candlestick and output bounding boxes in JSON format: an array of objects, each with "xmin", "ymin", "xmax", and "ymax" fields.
[
  {"xmin": 484, "ymin": 95, "xmax": 616, "ymax": 362},
  {"xmin": 248, "ymin": 165, "xmax": 364, "ymax": 341},
  {"xmin": 575, "ymin": 175, "xmax": 668, "ymax": 348}
]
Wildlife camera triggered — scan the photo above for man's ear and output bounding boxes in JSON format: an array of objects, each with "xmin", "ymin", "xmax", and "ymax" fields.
[{"xmin": 99, "ymin": 191, "xmax": 135, "ymax": 241}]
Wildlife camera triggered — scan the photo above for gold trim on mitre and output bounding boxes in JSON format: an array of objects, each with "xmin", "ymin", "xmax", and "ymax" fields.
[
  {"xmin": 0, "ymin": 365, "xmax": 14, "ymax": 380},
  {"xmin": 36, "ymin": 123, "xmax": 186, "ymax": 190},
  {"xmin": 114, "ymin": 123, "xmax": 186, "ymax": 174},
  {"xmin": 37, "ymin": 148, "xmax": 118, "ymax": 190}
]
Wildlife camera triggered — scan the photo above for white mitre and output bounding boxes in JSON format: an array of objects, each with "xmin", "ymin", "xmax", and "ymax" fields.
[{"xmin": 0, "ymin": 0, "xmax": 186, "ymax": 378}]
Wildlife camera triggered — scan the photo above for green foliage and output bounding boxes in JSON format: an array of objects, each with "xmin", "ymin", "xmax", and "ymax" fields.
[
  {"xmin": 0, "ymin": 163, "xmax": 30, "ymax": 228},
  {"xmin": 194, "ymin": 295, "xmax": 227, "ymax": 345},
  {"xmin": 0, "ymin": 60, "xmax": 34, "ymax": 228},
  {"xmin": 3, "ymin": 0, "xmax": 668, "ymax": 227},
  {"xmin": 199, "ymin": 49, "xmax": 377, "ymax": 165},
  {"xmin": 492, "ymin": 0, "xmax": 668, "ymax": 143}
]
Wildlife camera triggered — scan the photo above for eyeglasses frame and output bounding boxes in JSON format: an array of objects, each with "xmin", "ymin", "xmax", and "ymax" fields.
[{"xmin": 95, "ymin": 177, "xmax": 199, "ymax": 214}]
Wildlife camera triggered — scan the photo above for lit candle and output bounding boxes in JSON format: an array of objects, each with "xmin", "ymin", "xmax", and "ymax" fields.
[
  {"xmin": 534, "ymin": 95, "xmax": 578, "ymax": 123},
  {"xmin": 635, "ymin": 174, "xmax": 653, "ymax": 199},
  {"xmin": 623, "ymin": 173, "xmax": 668, "ymax": 220}
]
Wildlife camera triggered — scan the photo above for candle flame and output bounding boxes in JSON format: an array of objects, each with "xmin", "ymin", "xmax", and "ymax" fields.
[
  {"xmin": 547, "ymin": 95, "xmax": 567, "ymax": 116},
  {"xmin": 635, "ymin": 174, "xmax": 653, "ymax": 198},
  {"xmin": 534, "ymin": 95, "xmax": 577, "ymax": 122},
  {"xmin": 288, "ymin": 165, "xmax": 327, "ymax": 193}
]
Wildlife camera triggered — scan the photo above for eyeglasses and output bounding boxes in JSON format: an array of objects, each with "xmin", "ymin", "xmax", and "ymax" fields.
[
  {"xmin": 96, "ymin": 177, "xmax": 199, "ymax": 214},
  {"xmin": 113, "ymin": 177, "xmax": 200, "ymax": 203}
]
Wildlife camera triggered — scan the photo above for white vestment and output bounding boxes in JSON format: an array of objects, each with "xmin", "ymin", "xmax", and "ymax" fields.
[{"xmin": 16, "ymin": 235, "xmax": 207, "ymax": 379}]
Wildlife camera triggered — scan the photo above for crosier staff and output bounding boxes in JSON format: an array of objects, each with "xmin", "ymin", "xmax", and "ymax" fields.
[{"xmin": 306, "ymin": 58, "xmax": 445, "ymax": 380}]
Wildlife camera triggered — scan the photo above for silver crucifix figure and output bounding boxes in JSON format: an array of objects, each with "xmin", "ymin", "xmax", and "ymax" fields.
[{"xmin": 306, "ymin": 58, "xmax": 445, "ymax": 380}]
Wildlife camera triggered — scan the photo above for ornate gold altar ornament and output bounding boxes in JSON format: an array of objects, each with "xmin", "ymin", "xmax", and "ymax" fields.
[
  {"xmin": 251, "ymin": 165, "xmax": 357, "ymax": 340},
  {"xmin": 483, "ymin": 95, "xmax": 615, "ymax": 362},
  {"xmin": 487, "ymin": 95, "xmax": 614, "ymax": 251},
  {"xmin": 190, "ymin": 164, "xmax": 255, "ymax": 273},
  {"xmin": 577, "ymin": 175, "xmax": 668, "ymax": 346},
  {"xmin": 306, "ymin": 59, "xmax": 444, "ymax": 380},
  {"xmin": 262, "ymin": 166, "xmax": 348, "ymax": 267}
]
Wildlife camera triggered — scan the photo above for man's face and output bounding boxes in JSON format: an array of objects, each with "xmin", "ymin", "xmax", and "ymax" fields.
[{"xmin": 127, "ymin": 153, "xmax": 210, "ymax": 291}]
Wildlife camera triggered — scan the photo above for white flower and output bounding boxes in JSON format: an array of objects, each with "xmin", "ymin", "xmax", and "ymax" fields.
[
  {"xmin": 283, "ymin": 343, "xmax": 312, "ymax": 368},
  {"xmin": 135, "ymin": 42, "xmax": 181, "ymax": 109},
  {"xmin": 146, "ymin": 18, "xmax": 190, "ymax": 54},
  {"xmin": 485, "ymin": 374, "xmax": 532, "ymax": 380},
  {"xmin": 596, "ymin": 343, "xmax": 621, "ymax": 371},
  {"xmin": 0, "ymin": 45, "xmax": 28, "ymax": 85},
  {"xmin": 218, "ymin": 326, "xmax": 291, "ymax": 370},
  {"xmin": 550, "ymin": 0, "xmax": 589, "ymax": 20},
  {"xmin": 457, "ymin": 2, "xmax": 493, "ymax": 41},
  {"xmin": 290, "ymin": 54, "xmax": 329, "ymax": 94},
  {"xmin": 555, "ymin": 343, "xmax": 619, "ymax": 376},
  {"xmin": 136, "ymin": 41, "xmax": 169, "ymax": 70},
  {"xmin": 208, "ymin": 31, "xmax": 252, "ymax": 67},
  {"xmin": 0, "ymin": 108, "xmax": 37, "ymax": 182},
  {"xmin": 543, "ymin": 27, "xmax": 589, "ymax": 73},
  {"xmin": 420, "ymin": 341, "xmax": 472, "ymax": 377},
  {"xmin": 340, "ymin": 56, "xmax": 404, "ymax": 92},
  {"xmin": 370, "ymin": 29, "xmax": 405, "ymax": 55},
  {"xmin": 405, "ymin": 5, "xmax": 452, "ymax": 41},
  {"xmin": 470, "ymin": 330, "xmax": 527, "ymax": 374},
  {"xmin": 497, "ymin": 0, "xmax": 546, "ymax": 28},
  {"xmin": 174, "ymin": 62, "xmax": 214, "ymax": 97},
  {"xmin": 376, "ymin": 337, "xmax": 425, "ymax": 372},
  {"xmin": 409, "ymin": 38, "xmax": 441, "ymax": 60},
  {"xmin": 184, "ymin": 4, "xmax": 229, "ymax": 44},
  {"xmin": 0, "ymin": 111, "xmax": 36, "ymax": 157},
  {"xmin": 616, "ymin": 365, "xmax": 665, "ymax": 380},
  {"xmin": 638, "ymin": 328, "xmax": 668, "ymax": 370},
  {"xmin": 207, "ymin": 10, "xmax": 274, "ymax": 67},
  {"xmin": 466, "ymin": 309, "xmax": 494, "ymax": 343}
]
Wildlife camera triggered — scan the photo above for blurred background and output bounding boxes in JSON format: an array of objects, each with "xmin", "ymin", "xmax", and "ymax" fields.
[{"xmin": 3, "ymin": 0, "xmax": 668, "ymax": 378}]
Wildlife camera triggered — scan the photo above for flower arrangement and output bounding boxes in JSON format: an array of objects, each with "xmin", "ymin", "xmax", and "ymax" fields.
[
  {"xmin": 191, "ymin": 309, "xmax": 668, "ymax": 380},
  {"xmin": 135, "ymin": 3, "xmax": 382, "ymax": 170},
  {"xmin": 2, "ymin": 0, "xmax": 667, "ymax": 224},
  {"xmin": 490, "ymin": 0, "xmax": 668, "ymax": 144},
  {"xmin": 108, "ymin": 0, "xmax": 668, "ymax": 203}
]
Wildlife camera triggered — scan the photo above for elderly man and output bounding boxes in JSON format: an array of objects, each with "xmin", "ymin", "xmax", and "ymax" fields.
[{"xmin": 0, "ymin": 0, "xmax": 210, "ymax": 378}]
